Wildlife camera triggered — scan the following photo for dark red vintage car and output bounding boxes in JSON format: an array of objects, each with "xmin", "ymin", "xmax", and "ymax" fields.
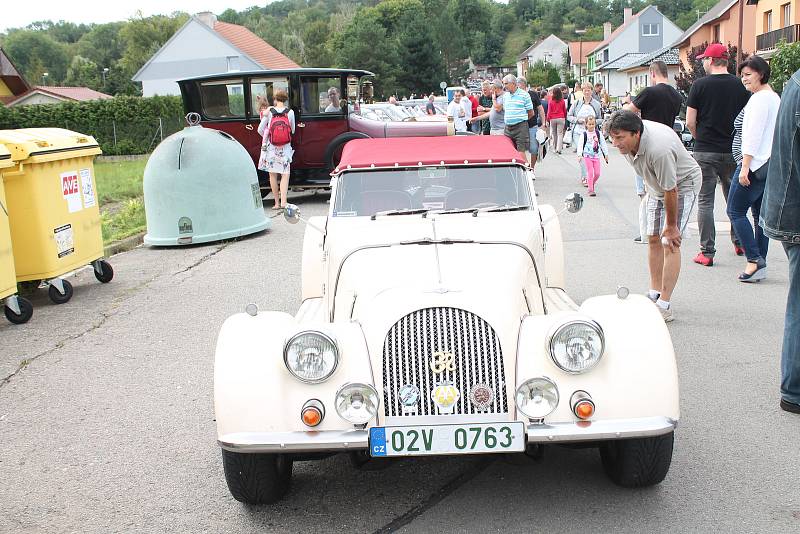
[{"xmin": 179, "ymin": 69, "xmax": 451, "ymax": 189}]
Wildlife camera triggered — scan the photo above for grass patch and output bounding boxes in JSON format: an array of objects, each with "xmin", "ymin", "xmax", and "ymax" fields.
[
  {"xmin": 94, "ymin": 159, "xmax": 147, "ymax": 204},
  {"xmin": 501, "ymin": 24, "xmax": 532, "ymax": 66},
  {"xmin": 94, "ymin": 159, "xmax": 148, "ymax": 244}
]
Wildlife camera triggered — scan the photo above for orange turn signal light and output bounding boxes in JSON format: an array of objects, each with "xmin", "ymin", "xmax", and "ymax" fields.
[
  {"xmin": 300, "ymin": 399, "xmax": 325, "ymax": 427},
  {"xmin": 574, "ymin": 400, "xmax": 595, "ymax": 420}
]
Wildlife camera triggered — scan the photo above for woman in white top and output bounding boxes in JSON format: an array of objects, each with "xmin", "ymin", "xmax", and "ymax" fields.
[
  {"xmin": 726, "ymin": 55, "xmax": 781, "ymax": 282},
  {"xmin": 567, "ymin": 82, "xmax": 602, "ymax": 184},
  {"xmin": 257, "ymin": 89, "xmax": 296, "ymax": 210}
]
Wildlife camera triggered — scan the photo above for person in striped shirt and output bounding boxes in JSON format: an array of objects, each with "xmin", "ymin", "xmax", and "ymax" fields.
[{"xmin": 501, "ymin": 74, "xmax": 535, "ymax": 165}]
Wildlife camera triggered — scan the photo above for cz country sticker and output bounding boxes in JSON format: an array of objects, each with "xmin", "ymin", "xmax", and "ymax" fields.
[{"xmin": 54, "ymin": 224, "xmax": 74, "ymax": 258}]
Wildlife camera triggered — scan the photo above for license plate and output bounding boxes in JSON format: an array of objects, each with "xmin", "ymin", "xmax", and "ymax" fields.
[{"xmin": 369, "ymin": 422, "xmax": 525, "ymax": 457}]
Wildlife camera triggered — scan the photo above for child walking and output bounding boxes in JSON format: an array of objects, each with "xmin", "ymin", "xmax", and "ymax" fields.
[{"xmin": 576, "ymin": 116, "xmax": 608, "ymax": 196}]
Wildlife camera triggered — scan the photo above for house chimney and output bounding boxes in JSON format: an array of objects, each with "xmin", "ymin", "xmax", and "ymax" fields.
[
  {"xmin": 196, "ymin": 12, "xmax": 218, "ymax": 28},
  {"xmin": 603, "ymin": 22, "xmax": 612, "ymax": 40},
  {"xmin": 624, "ymin": 8, "xmax": 633, "ymax": 23}
]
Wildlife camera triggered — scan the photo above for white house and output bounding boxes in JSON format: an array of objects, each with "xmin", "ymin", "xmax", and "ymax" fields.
[
  {"xmin": 517, "ymin": 34, "xmax": 569, "ymax": 79},
  {"xmin": 618, "ymin": 47, "xmax": 681, "ymax": 96},
  {"xmin": 590, "ymin": 6, "xmax": 683, "ymax": 95},
  {"xmin": 132, "ymin": 12, "xmax": 299, "ymax": 97}
]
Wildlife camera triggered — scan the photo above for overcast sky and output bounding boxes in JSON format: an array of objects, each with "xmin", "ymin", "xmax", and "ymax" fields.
[{"xmin": 1, "ymin": 2, "xmax": 265, "ymax": 33}]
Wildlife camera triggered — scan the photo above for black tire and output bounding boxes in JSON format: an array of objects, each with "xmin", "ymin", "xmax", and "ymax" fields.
[
  {"xmin": 4, "ymin": 297, "xmax": 33, "ymax": 324},
  {"xmin": 324, "ymin": 132, "xmax": 370, "ymax": 171},
  {"xmin": 599, "ymin": 431, "xmax": 674, "ymax": 488},
  {"xmin": 48, "ymin": 280, "xmax": 73, "ymax": 305},
  {"xmin": 348, "ymin": 450, "xmax": 392, "ymax": 471},
  {"xmin": 222, "ymin": 449, "xmax": 293, "ymax": 504},
  {"xmin": 94, "ymin": 260, "xmax": 114, "ymax": 283}
]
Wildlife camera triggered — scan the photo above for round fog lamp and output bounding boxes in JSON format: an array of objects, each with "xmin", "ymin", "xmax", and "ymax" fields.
[
  {"xmin": 515, "ymin": 377, "xmax": 559, "ymax": 419},
  {"xmin": 549, "ymin": 320, "xmax": 604, "ymax": 373},
  {"xmin": 335, "ymin": 383, "xmax": 379, "ymax": 425},
  {"xmin": 284, "ymin": 331, "xmax": 338, "ymax": 383}
]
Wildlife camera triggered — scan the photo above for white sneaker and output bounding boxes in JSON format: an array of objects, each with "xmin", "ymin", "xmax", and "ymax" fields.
[{"xmin": 658, "ymin": 306, "xmax": 674, "ymax": 323}]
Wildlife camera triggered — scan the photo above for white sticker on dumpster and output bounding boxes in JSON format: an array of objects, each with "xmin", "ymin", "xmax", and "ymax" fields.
[
  {"xmin": 61, "ymin": 171, "xmax": 82, "ymax": 213},
  {"xmin": 80, "ymin": 168, "xmax": 95, "ymax": 208},
  {"xmin": 54, "ymin": 224, "xmax": 74, "ymax": 258}
]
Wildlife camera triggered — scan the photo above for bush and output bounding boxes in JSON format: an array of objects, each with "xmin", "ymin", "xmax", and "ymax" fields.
[
  {"xmin": 0, "ymin": 96, "xmax": 185, "ymax": 155},
  {"xmin": 769, "ymin": 41, "xmax": 800, "ymax": 93}
]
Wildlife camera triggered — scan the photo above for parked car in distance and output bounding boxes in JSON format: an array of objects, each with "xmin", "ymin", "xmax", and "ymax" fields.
[
  {"xmin": 213, "ymin": 135, "xmax": 680, "ymax": 505},
  {"xmin": 179, "ymin": 69, "xmax": 452, "ymax": 190}
]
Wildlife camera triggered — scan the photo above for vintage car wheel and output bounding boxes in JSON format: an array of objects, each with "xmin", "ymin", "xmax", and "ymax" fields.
[
  {"xmin": 599, "ymin": 432, "xmax": 674, "ymax": 488},
  {"xmin": 222, "ymin": 449, "xmax": 293, "ymax": 504},
  {"xmin": 325, "ymin": 132, "xmax": 370, "ymax": 171}
]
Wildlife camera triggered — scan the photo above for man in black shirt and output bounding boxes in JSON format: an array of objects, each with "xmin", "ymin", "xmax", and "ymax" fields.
[
  {"xmin": 686, "ymin": 43, "xmax": 750, "ymax": 266},
  {"xmin": 624, "ymin": 60, "xmax": 684, "ymax": 243}
]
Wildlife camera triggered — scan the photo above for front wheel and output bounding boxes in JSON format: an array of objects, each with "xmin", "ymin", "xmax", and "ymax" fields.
[
  {"xmin": 222, "ymin": 449, "xmax": 293, "ymax": 504},
  {"xmin": 599, "ymin": 432, "xmax": 674, "ymax": 487}
]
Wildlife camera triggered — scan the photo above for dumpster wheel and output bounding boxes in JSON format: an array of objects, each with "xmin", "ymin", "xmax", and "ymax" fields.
[
  {"xmin": 93, "ymin": 260, "xmax": 114, "ymax": 284},
  {"xmin": 48, "ymin": 280, "xmax": 73, "ymax": 304},
  {"xmin": 4, "ymin": 297, "xmax": 33, "ymax": 324}
]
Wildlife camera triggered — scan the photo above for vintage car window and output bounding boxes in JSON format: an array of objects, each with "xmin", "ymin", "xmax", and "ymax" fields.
[
  {"xmin": 199, "ymin": 79, "xmax": 245, "ymax": 119},
  {"xmin": 333, "ymin": 166, "xmax": 532, "ymax": 216},
  {"xmin": 250, "ymin": 77, "xmax": 290, "ymax": 116},
  {"xmin": 301, "ymin": 76, "xmax": 344, "ymax": 114}
]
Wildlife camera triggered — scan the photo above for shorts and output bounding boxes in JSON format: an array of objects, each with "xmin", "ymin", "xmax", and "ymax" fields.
[
  {"xmin": 490, "ymin": 129, "xmax": 504, "ymax": 135},
  {"xmin": 528, "ymin": 127, "xmax": 540, "ymax": 155},
  {"xmin": 504, "ymin": 121, "xmax": 530, "ymax": 152},
  {"xmin": 646, "ymin": 191, "xmax": 697, "ymax": 238}
]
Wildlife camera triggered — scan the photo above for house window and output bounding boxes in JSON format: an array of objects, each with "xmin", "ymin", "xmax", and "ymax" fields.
[
  {"xmin": 781, "ymin": 3, "xmax": 791, "ymax": 26},
  {"xmin": 765, "ymin": 10, "xmax": 773, "ymax": 32},
  {"xmin": 713, "ymin": 24, "xmax": 721, "ymax": 42},
  {"xmin": 642, "ymin": 23, "xmax": 660, "ymax": 36},
  {"xmin": 226, "ymin": 56, "xmax": 240, "ymax": 72}
]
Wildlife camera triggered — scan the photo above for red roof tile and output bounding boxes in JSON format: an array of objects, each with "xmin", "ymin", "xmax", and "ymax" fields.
[
  {"xmin": 568, "ymin": 41, "xmax": 603, "ymax": 63},
  {"xmin": 5, "ymin": 86, "xmax": 113, "ymax": 106},
  {"xmin": 213, "ymin": 21, "xmax": 300, "ymax": 69}
]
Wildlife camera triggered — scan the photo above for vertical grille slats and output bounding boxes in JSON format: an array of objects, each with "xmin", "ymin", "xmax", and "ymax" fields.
[{"xmin": 383, "ymin": 307, "xmax": 507, "ymax": 417}]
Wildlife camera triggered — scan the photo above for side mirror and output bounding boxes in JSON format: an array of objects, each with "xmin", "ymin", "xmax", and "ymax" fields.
[
  {"xmin": 564, "ymin": 192, "xmax": 583, "ymax": 213},
  {"xmin": 284, "ymin": 203, "xmax": 301, "ymax": 224}
]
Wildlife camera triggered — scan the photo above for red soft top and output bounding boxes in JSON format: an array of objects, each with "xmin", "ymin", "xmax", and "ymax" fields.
[{"xmin": 335, "ymin": 136, "xmax": 526, "ymax": 173}]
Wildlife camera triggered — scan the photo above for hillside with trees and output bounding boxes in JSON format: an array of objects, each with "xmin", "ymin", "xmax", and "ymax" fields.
[{"xmin": 0, "ymin": 0, "xmax": 717, "ymax": 97}]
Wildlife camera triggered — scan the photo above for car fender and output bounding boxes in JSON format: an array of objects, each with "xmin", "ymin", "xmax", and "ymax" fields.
[
  {"xmin": 214, "ymin": 313, "xmax": 375, "ymax": 438},
  {"xmin": 538, "ymin": 204, "xmax": 564, "ymax": 289},
  {"xmin": 301, "ymin": 217, "xmax": 326, "ymax": 300},
  {"xmin": 325, "ymin": 132, "xmax": 370, "ymax": 171},
  {"xmin": 516, "ymin": 294, "xmax": 679, "ymax": 423}
]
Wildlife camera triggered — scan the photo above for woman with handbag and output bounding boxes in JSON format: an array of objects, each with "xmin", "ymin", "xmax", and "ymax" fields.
[{"xmin": 726, "ymin": 55, "xmax": 781, "ymax": 282}]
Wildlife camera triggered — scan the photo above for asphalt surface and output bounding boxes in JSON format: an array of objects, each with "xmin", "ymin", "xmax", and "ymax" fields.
[{"xmin": 1, "ymin": 146, "xmax": 797, "ymax": 533}]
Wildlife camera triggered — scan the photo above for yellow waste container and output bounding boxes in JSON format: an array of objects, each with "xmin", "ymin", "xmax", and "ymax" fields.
[
  {"xmin": 0, "ymin": 144, "xmax": 33, "ymax": 323},
  {"xmin": 0, "ymin": 128, "xmax": 114, "ymax": 305}
]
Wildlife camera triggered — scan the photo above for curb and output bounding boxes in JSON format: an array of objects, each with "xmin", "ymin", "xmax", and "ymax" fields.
[
  {"xmin": 104, "ymin": 232, "xmax": 146, "ymax": 257},
  {"xmin": 96, "ymin": 154, "xmax": 150, "ymax": 163}
]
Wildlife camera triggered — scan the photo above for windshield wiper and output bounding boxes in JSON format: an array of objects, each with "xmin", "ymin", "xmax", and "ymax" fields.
[
  {"xmin": 370, "ymin": 208, "xmax": 428, "ymax": 220},
  {"xmin": 476, "ymin": 204, "xmax": 531, "ymax": 214},
  {"xmin": 423, "ymin": 208, "xmax": 477, "ymax": 217}
]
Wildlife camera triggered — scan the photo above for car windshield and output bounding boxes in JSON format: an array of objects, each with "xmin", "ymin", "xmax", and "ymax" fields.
[{"xmin": 333, "ymin": 166, "xmax": 532, "ymax": 217}]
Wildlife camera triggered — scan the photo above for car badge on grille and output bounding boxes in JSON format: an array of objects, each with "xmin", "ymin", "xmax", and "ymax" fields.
[
  {"xmin": 469, "ymin": 383, "xmax": 494, "ymax": 411},
  {"xmin": 398, "ymin": 384, "xmax": 420, "ymax": 414},
  {"xmin": 431, "ymin": 383, "xmax": 460, "ymax": 414},
  {"xmin": 430, "ymin": 350, "xmax": 456, "ymax": 374}
]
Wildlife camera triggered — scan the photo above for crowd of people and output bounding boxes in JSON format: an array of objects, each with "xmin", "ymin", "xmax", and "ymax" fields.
[{"xmin": 610, "ymin": 43, "xmax": 798, "ymax": 415}]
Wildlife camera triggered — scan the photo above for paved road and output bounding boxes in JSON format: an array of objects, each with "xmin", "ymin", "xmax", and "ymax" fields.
[{"xmin": 1, "ymin": 147, "xmax": 797, "ymax": 533}]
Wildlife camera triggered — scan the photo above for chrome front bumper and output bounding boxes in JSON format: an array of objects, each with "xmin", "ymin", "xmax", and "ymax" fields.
[{"xmin": 219, "ymin": 416, "xmax": 677, "ymax": 453}]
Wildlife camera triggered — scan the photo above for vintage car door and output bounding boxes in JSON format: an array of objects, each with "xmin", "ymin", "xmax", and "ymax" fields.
[
  {"xmin": 195, "ymin": 77, "xmax": 251, "ymax": 152},
  {"xmin": 247, "ymin": 75, "xmax": 290, "ymax": 164},
  {"xmin": 292, "ymin": 75, "xmax": 350, "ymax": 168}
]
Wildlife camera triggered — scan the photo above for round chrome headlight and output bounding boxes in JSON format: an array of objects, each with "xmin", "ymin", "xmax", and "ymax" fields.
[
  {"xmin": 335, "ymin": 383, "xmax": 379, "ymax": 425},
  {"xmin": 284, "ymin": 331, "xmax": 339, "ymax": 383},
  {"xmin": 515, "ymin": 377, "xmax": 559, "ymax": 419},
  {"xmin": 548, "ymin": 320, "xmax": 604, "ymax": 373}
]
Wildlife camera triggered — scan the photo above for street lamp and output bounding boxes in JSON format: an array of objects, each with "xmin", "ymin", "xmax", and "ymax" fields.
[
  {"xmin": 575, "ymin": 29, "xmax": 587, "ymax": 84},
  {"xmin": 42, "ymin": 72, "xmax": 48, "ymax": 86},
  {"xmin": 102, "ymin": 67, "xmax": 109, "ymax": 86}
]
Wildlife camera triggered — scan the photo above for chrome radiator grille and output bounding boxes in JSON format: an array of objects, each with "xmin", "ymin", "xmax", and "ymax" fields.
[{"xmin": 382, "ymin": 307, "xmax": 508, "ymax": 416}]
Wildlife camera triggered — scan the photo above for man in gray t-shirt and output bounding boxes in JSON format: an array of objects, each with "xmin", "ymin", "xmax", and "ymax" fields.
[
  {"xmin": 469, "ymin": 80, "xmax": 507, "ymax": 134},
  {"xmin": 608, "ymin": 111, "xmax": 701, "ymax": 323}
]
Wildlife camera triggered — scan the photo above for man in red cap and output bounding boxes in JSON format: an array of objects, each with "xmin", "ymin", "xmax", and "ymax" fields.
[{"xmin": 686, "ymin": 43, "xmax": 750, "ymax": 266}]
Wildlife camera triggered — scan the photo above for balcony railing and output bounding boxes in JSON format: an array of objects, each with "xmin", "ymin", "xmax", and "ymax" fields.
[{"xmin": 756, "ymin": 24, "xmax": 800, "ymax": 51}]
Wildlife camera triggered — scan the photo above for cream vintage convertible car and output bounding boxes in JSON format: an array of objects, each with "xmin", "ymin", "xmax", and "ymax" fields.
[{"xmin": 214, "ymin": 136, "xmax": 679, "ymax": 504}]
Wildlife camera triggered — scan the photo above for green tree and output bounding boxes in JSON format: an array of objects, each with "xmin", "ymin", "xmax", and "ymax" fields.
[
  {"xmin": 769, "ymin": 40, "xmax": 800, "ymax": 93},
  {"xmin": 398, "ymin": 17, "xmax": 446, "ymax": 95},
  {"xmin": 65, "ymin": 56, "xmax": 102, "ymax": 89},
  {"xmin": 118, "ymin": 12, "xmax": 189, "ymax": 78},
  {"xmin": 3, "ymin": 30, "xmax": 70, "ymax": 83},
  {"xmin": 526, "ymin": 60, "xmax": 560, "ymax": 88}
]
